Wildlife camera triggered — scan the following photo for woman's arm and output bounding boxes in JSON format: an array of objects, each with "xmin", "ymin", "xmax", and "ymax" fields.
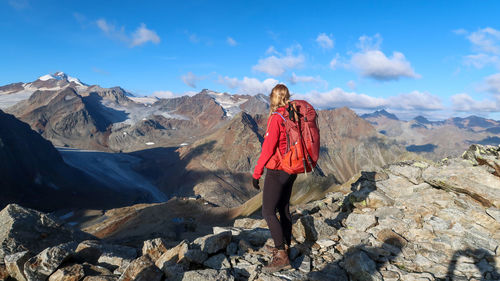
[{"xmin": 253, "ymin": 115, "xmax": 280, "ymax": 179}]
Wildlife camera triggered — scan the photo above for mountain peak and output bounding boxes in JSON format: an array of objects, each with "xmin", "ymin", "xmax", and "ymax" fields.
[
  {"xmin": 38, "ymin": 72, "xmax": 85, "ymax": 86},
  {"xmin": 361, "ymin": 109, "xmax": 399, "ymax": 120}
]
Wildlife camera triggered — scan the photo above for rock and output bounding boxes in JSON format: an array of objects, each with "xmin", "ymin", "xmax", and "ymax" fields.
[
  {"xmin": 48, "ymin": 264, "xmax": 84, "ymax": 281},
  {"xmin": 180, "ymin": 248, "xmax": 207, "ymax": 265},
  {"xmin": 226, "ymin": 242, "xmax": 238, "ymax": 256},
  {"xmin": 316, "ymin": 239, "xmax": 335, "ymax": 249},
  {"xmin": 213, "ymin": 226, "xmax": 242, "ymax": 236},
  {"xmin": 422, "ymin": 160, "xmax": 500, "ymax": 208},
  {"xmin": 155, "ymin": 240, "xmax": 187, "ymax": 270},
  {"xmin": 0, "ymin": 263, "xmax": 9, "ymax": 281},
  {"xmin": 462, "ymin": 144, "xmax": 500, "ymax": 176},
  {"xmin": 0, "ymin": 204, "xmax": 92, "ymax": 260},
  {"xmin": 97, "ymin": 244, "xmax": 137, "ymax": 274},
  {"xmin": 179, "ymin": 269, "xmax": 234, "ymax": 281},
  {"xmin": 203, "ymin": 253, "xmax": 231, "ymax": 270},
  {"xmin": 388, "ymin": 162, "xmax": 423, "ymax": 184},
  {"xmin": 242, "ymin": 228, "xmax": 271, "ymax": 247},
  {"xmin": 292, "ymin": 215, "xmax": 318, "ymax": 243},
  {"xmin": 118, "ymin": 255, "xmax": 162, "ymax": 281},
  {"xmin": 83, "ymin": 276, "xmax": 119, "ymax": 281},
  {"xmin": 344, "ymin": 213, "xmax": 377, "ymax": 231},
  {"xmin": 306, "ymin": 263, "xmax": 348, "ymax": 281},
  {"xmin": 142, "ymin": 238, "xmax": 168, "ymax": 261},
  {"xmin": 343, "ymin": 250, "xmax": 383, "ymax": 281},
  {"xmin": 193, "ymin": 231, "xmax": 232, "ymax": 254},
  {"xmin": 486, "ymin": 207, "xmax": 500, "ymax": 222},
  {"xmin": 75, "ymin": 240, "xmax": 102, "ymax": 264},
  {"xmin": 5, "ymin": 250, "xmax": 30, "ymax": 281},
  {"xmin": 82, "ymin": 262, "xmax": 113, "ymax": 276},
  {"xmin": 233, "ymin": 218, "xmax": 266, "ymax": 229},
  {"xmin": 23, "ymin": 242, "xmax": 77, "ymax": 281}
]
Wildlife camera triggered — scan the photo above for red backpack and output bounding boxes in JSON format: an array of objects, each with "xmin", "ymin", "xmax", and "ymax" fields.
[{"xmin": 265, "ymin": 100, "xmax": 320, "ymax": 175}]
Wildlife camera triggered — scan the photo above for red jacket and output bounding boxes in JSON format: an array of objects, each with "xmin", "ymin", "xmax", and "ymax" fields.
[{"xmin": 253, "ymin": 107, "xmax": 288, "ymax": 179}]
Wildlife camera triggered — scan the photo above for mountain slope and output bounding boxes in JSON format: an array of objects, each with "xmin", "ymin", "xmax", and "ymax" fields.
[{"xmin": 0, "ymin": 110, "xmax": 151, "ymax": 211}]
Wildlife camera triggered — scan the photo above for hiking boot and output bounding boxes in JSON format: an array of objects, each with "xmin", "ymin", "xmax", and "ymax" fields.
[
  {"xmin": 263, "ymin": 248, "xmax": 291, "ymax": 273},
  {"xmin": 263, "ymin": 244, "xmax": 289, "ymax": 255}
]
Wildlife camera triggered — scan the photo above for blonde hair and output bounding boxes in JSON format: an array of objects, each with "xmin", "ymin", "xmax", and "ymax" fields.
[{"xmin": 269, "ymin": 84, "xmax": 290, "ymax": 116}]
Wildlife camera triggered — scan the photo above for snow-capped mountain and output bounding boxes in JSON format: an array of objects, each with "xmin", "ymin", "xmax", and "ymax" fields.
[{"xmin": 0, "ymin": 73, "xmax": 270, "ymax": 152}]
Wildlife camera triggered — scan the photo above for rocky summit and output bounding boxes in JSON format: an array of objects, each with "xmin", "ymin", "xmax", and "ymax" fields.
[{"xmin": 1, "ymin": 145, "xmax": 499, "ymax": 281}]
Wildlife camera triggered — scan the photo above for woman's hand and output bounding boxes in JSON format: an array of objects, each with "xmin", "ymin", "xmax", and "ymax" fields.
[{"xmin": 252, "ymin": 178, "xmax": 260, "ymax": 190}]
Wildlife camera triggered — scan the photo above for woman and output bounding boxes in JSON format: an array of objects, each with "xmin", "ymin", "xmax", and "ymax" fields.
[{"xmin": 252, "ymin": 84, "xmax": 297, "ymax": 272}]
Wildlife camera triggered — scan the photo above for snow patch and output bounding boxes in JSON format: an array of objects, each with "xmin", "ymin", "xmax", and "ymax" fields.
[
  {"xmin": 0, "ymin": 89, "xmax": 35, "ymax": 109},
  {"xmin": 39, "ymin": 74, "xmax": 55, "ymax": 81},
  {"xmin": 145, "ymin": 142, "xmax": 155, "ymax": 146},
  {"xmin": 207, "ymin": 91, "xmax": 248, "ymax": 117},
  {"xmin": 64, "ymin": 95, "xmax": 76, "ymax": 101},
  {"xmin": 129, "ymin": 96, "xmax": 159, "ymax": 105},
  {"xmin": 180, "ymin": 143, "xmax": 189, "ymax": 146}
]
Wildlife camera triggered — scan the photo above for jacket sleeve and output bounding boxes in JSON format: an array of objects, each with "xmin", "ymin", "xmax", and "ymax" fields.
[{"xmin": 253, "ymin": 115, "xmax": 280, "ymax": 179}]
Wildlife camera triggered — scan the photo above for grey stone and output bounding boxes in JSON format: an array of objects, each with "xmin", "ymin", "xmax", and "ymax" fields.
[
  {"xmin": 343, "ymin": 250, "xmax": 383, "ymax": 281},
  {"xmin": 97, "ymin": 244, "xmax": 137, "ymax": 274},
  {"xmin": 486, "ymin": 207, "xmax": 500, "ymax": 222},
  {"xmin": 292, "ymin": 215, "xmax": 318, "ymax": 243},
  {"xmin": 5, "ymin": 250, "xmax": 30, "ymax": 281},
  {"xmin": 203, "ymin": 253, "xmax": 231, "ymax": 270},
  {"xmin": 226, "ymin": 242, "xmax": 238, "ymax": 256},
  {"xmin": 345, "ymin": 213, "xmax": 377, "ymax": 232},
  {"xmin": 180, "ymin": 269, "xmax": 234, "ymax": 281},
  {"xmin": 142, "ymin": 238, "xmax": 168, "ymax": 261},
  {"xmin": 23, "ymin": 242, "xmax": 77, "ymax": 281},
  {"xmin": 118, "ymin": 255, "xmax": 162, "ymax": 281},
  {"xmin": 193, "ymin": 231, "xmax": 232, "ymax": 254},
  {"xmin": 48, "ymin": 264, "xmax": 84, "ymax": 281},
  {"xmin": 0, "ymin": 204, "xmax": 92, "ymax": 260}
]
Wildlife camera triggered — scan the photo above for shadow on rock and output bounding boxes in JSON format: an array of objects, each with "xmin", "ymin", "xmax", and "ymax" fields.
[
  {"xmin": 325, "ymin": 171, "xmax": 377, "ymax": 229},
  {"xmin": 446, "ymin": 248, "xmax": 500, "ymax": 281}
]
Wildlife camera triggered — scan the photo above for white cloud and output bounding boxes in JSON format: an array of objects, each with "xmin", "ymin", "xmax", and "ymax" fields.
[
  {"xmin": 298, "ymin": 88, "xmax": 442, "ymax": 112},
  {"xmin": 457, "ymin": 28, "xmax": 500, "ymax": 69},
  {"xmin": 482, "ymin": 73, "xmax": 500, "ymax": 95},
  {"xmin": 153, "ymin": 91, "xmax": 175, "ymax": 99},
  {"xmin": 467, "ymin": 27, "xmax": 500, "ymax": 54},
  {"xmin": 227, "ymin": 37, "xmax": 237, "ymax": 46},
  {"xmin": 288, "ymin": 73, "xmax": 327, "ymax": 87},
  {"xmin": 464, "ymin": 54, "xmax": 500, "ymax": 69},
  {"xmin": 189, "ymin": 33, "xmax": 200, "ymax": 43},
  {"xmin": 131, "ymin": 23, "xmax": 160, "ymax": 46},
  {"xmin": 300, "ymin": 88, "xmax": 387, "ymax": 109},
  {"xmin": 8, "ymin": 0, "xmax": 29, "ymax": 9},
  {"xmin": 351, "ymin": 50, "xmax": 420, "ymax": 81},
  {"xmin": 219, "ymin": 76, "xmax": 279, "ymax": 95},
  {"xmin": 252, "ymin": 45, "xmax": 305, "ymax": 76},
  {"xmin": 347, "ymin": 80, "xmax": 356, "ymax": 90},
  {"xmin": 182, "ymin": 72, "xmax": 205, "ymax": 88},
  {"xmin": 356, "ymin": 33, "xmax": 383, "ymax": 51},
  {"xmin": 451, "ymin": 93, "xmax": 499, "ymax": 112},
  {"xmin": 388, "ymin": 91, "xmax": 443, "ymax": 111},
  {"xmin": 347, "ymin": 34, "xmax": 419, "ymax": 81},
  {"xmin": 96, "ymin": 19, "xmax": 160, "ymax": 47},
  {"xmin": 330, "ymin": 53, "xmax": 340, "ymax": 69},
  {"xmin": 316, "ymin": 33, "xmax": 334, "ymax": 49},
  {"xmin": 266, "ymin": 46, "xmax": 279, "ymax": 55}
]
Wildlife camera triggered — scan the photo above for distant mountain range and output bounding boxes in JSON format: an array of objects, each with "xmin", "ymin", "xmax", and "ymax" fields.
[
  {"xmin": 0, "ymin": 73, "xmax": 412, "ymax": 209},
  {"xmin": 361, "ymin": 109, "xmax": 500, "ymax": 160}
]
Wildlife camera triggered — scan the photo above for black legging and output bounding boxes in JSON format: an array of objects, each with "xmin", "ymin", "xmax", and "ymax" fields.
[{"xmin": 262, "ymin": 169, "xmax": 297, "ymax": 249}]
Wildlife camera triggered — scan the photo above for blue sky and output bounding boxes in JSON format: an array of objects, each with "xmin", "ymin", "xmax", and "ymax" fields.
[{"xmin": 2, "ymin": 0, "xmax": 500, "ymax": 119}]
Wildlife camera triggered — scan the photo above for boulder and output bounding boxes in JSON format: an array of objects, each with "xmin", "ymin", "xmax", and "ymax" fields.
[
  {"xmin": 141, "ymin": 238, "xmax": 168, "ymax": 261},
  {"xmin": 155, "ymin": 241, "xmax": 187, "ymax": 270},
  {"xmin": 422, "ymin": 160, "xmax": 500, "ymax": 208},
  {"xmin": 5, "ymin": 250, "xmax": 30, "ymax": 281},
  {"xmin": 0, "ymin": 204, "xmax": 92, "ymax": 260},
  {"xmin": 118, "ymin": 255, "xmax": 162, "ymax": 281},
  {"xmin": 344, "ymin": 213, "xmax": 377, "ymax": 232},
  {"xmin": 97, "ymin": 244, "xmax": 137, "ymax": 274},
  {"xmin": 193, "ymin": 231, "xmax": 232, "ymax": 254},
  {"xmin": 48, "ymin": 264, "xmax": 85, "ymax": 281},
  {"xmin": 180, "ymin": 269, "xmax": 234, "ymax": 281},
  {"xmin": 343, "ymin": 250, "xmax": 383, "ymax": 281},
  {"xmin": 203, "ymin": 253, "xmax": 231, "ymax": 270},
  {"xmin": 23, "ymin": 242, "xmax": 77, "ymax": 281},
  {"xmin": 83, "ymin": 276, "xmax": 119, "ymax": 281}
]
